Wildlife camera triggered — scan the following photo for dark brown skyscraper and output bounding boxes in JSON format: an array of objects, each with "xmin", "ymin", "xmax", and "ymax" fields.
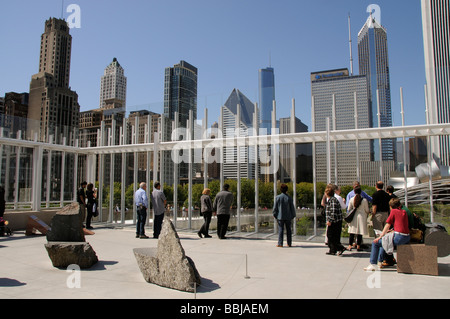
[{"xmin": 28, "ymin": 18, "xmax": 79, "ymax": 143}]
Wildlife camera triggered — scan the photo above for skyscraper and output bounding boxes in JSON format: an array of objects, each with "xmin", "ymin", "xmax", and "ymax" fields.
[
  {"xmin": 311, "ymin": 68, "xmax": 374, "ymax": 186},
  {"xmin": 259, "ymin": 67, "xmax": 275, "ymax": 135},
  {"xmin": 28, "ymin": 18, "xmax": 79, "ymax": 143},
  {"xmin": 99, "ymin": 58, "xmax": 127, "ymax": 109},
  {"xmin": 358, "ymin": 13, "xmax": 395, "ymax": 161},
  {"xmin": 422, "ymin": 0, "xmax": 450, "ymax": 166},
  {"xmin": 164, "ymin": 61, "xmax": 198, "ymax": 180},
  {"xmin": 164, "ymin": 61, "xmax": 198, "ymax": 128},
  {"xmin": 222, "ymin": 89, "xmax": 258, "ymax": 180}
]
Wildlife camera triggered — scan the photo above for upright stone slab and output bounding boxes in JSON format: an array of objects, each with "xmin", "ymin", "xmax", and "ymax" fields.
[
  {"xmin": 134, "ymin": 218, "xmax": 201, "ymax": 292},
  {"xmin": 45, "ymin": 202, "xmax": 98, "ymax": 269},
  {"xmin": 46, "ymin": 202, "xmax": 85, "ymax": 242}
]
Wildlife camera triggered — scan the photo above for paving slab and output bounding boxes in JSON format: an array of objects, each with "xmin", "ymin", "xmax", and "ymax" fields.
[{"xmin": 1, "ymin": 226, "xmax": 449, "ymax": 300}]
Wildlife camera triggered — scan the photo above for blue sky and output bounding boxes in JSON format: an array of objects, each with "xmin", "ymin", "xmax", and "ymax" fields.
[{"xmin": 0, "ymin": 0, "xmax": 427, "ymax": 129}]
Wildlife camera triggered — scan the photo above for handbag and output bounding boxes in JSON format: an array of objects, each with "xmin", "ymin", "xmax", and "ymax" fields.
[
  {"xmin": 410, "ymin": 228, "xmax": 423, "ymax": 242},
  {"xmin": 344, "ymin": 207, "xmax": 357, "ymax": 223},
  {"xmin": 92, "ymin": 202, "xmax": 99, "ymax": 217}
]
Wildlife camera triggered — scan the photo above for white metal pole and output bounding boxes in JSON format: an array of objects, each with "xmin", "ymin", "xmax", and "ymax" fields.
[
  {"xmin": 326, "ymin": 117, "xmax": 331, "ymax": 184},
  {"xmin": 253, "ymin": 102, "xmax": 259, "ymax": 233},
  {"xmin": 272, "ymin": 100, "xmax": 277, "ymax": 235},
  {"xmin": 354, "ymin": 92, "xmax": 360, "ymax": 182},
  {"xmin": 400, "ymin": 87, "xmax": 408, "ymax": 206},
  {"xmin": 291, "ymin": 98, "xmax": 297, "ymax": 237},
  {"xmin": 237, "ymin": 104, "xmax": 241, "ymax": 233},
  {"xmin": 173, "ymin": 112, "xmax": 179, "ymax": 227},
  {"xmin": 424, "ymin": 84, "xmax": 434, "ymax": 223},
  {"xmin": 203, "ymin": 108, "xmax": 208, "ymax": 189},
  {"xmin": 188, "ymin": 110, "xmax": 193, "ymax": 230},
  {"xmin": 311, "ymin": 96, "xmax": 317, "ymax": 238},
  {"xmin": 377, "ymin": 89, "xmax": 383, "ymax": 182},
  {"xmin": 332, "ymin": 94, "xmax": 338, "ymax": 184},
  {"xmin": 121, "ymin": 117, "xmax": 127, "ymax": 224},
  {"xmin": 219, "ymin": 107, "xmax": 224, "ymax": 192}
]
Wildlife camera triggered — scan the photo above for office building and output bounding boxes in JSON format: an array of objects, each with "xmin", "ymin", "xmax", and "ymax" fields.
[
  {"xmin": 222, "ymin": 89, "xmax": 258, "ymax": 180},
  {"xmin": 27, "ymin": 18, "xmax": 80, "ymax": 143},
  {"xmin": 164, "ymin": 61, "xmax": 198, "ymax": 128},
  {"xmin": 358, "ymin": 13, "xmax": 395, "ymax": 161},
  {"xmin": 422, "ymin": 0, "xmax": 450, "ymax": 166},
  {"xmin": 99, "ymin": 58, "xmax": 127, "ymax": 109},
  {"xmin": 279, "ymin": 116, "xmax": 312, "ymax": 183},
  {"xmin": 164, "ymin": 61, "xmax": 198, "ymax": 180},
  {"xmin": 311, "ymin": 68, "xmax": 374, "ymax": 186},
  {"xmin": 1, "ymin": 92, "xmax": 29, "ymax": 135},
  {"xmin": 259, "ymin": 67, "xmax": 275, "ymax": 135}
]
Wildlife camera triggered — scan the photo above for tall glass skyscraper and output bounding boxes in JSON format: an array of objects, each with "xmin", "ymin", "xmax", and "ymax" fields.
[
  {"xmin": 259, "ymin": 67, "xmax": 275, "ymax": 135},
  {"xmin": 422, "ymin": 0, "xmax": 450, "ymax": 166},
  {"xmin": 358, "ymin": 14, "xmax": 394, "ymax": 161},
  {"xmin": 163, "ymin": 61, "xmax": 198, "ymax": 180},
  {"xmin": 164, "ymin": 61, "xmax": 198, "ymax": 129}
]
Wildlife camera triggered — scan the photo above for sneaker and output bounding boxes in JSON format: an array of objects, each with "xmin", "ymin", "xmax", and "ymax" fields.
[
  {"xmin": 364, "ymin": 264, "xmax": 379, "ymax": 271},
  {"xmin": 140, "ymin": 235, "xmax": 150, "ymax": 239}
]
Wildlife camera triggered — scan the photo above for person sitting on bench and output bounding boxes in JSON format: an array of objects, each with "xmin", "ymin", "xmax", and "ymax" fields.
[{"xmin": 364, "ymin": 198, "xmax": 410, "ymax": 271}]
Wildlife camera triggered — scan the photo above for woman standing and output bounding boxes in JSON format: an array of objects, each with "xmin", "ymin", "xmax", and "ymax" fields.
[
  {"xmin": 198, "ymin": 188, "xmax": 213, "ymax": 238},
  {"xmin": 325, "ymin": 184, "xmax": 346, "ymax": 255},
  {"xmin": 347, "ymin": 186, "xmax": 369, "ymax": 251},
  {"xmin": 85, "ymin": 183, "xmax": 96, "ymax": 230}
]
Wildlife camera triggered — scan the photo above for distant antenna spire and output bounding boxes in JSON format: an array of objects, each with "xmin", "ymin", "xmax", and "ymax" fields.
[
  {"xmin": 348, "ymin": 13, "xmax": 354, "ymax": 76},
  {"xmin": 61, "ymin": 0, "xmax": 64, "ymax": 19},
  {"xmin": 269, "ymin": 51, "xmax": 272, "ymax": 68}
]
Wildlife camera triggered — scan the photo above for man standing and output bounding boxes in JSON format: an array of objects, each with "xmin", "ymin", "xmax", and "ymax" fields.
[
  {"xmin": 371, "ymin": 181, "xmax": 391, "ymax": 235},
  {"xmin": 346, "ymin": 181, "xmax": 372, "ymax": 208},
  {"xmin": 77, "ymin": 181, "xmax": 87, "ymax": 227},
  {"xmin": 273, "ymin": 184, "xmax": 296, "ymax": 247},
  {"xmin": 213, "ymin": 184, "xmax": 234, "ymax": 239},
  {"xmin": 151, "ymin": 182, "xmax": 167, "ymax": 239},
  {"xmin": 135, "ymin": 182, "xmax": 149, "ymax": 239}
]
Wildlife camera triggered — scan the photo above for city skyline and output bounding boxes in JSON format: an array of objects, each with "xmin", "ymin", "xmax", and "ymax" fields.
[{"xmin": 0, "ymin": 1, "xmax": 428, "ymax": 130}]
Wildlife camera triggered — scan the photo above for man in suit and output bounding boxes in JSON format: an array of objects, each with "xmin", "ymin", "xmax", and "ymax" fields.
[{"xmin": 213, "ymin": 184, "xmax": 234, "ymax": 239}]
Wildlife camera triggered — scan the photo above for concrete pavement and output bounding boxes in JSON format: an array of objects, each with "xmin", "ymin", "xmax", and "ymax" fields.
[{"xmin": 1, "ymin": 225, "xmax": 449, "ymax": 300}]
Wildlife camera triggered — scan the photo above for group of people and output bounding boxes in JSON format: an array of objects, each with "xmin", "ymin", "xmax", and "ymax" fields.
[
  {"xmin": 134, "ymin": 182, "xmax": 167, "ymax": 239},
  {"xmin": 81, "ymin": 178, "xmax": 412, "ymax": 271},
  {"xmin": 77, "ymin": 181, "xmax": 98, "ymax": 230},
  {"xmin": 322, "ymin": 180, "xmax": 412, "ymax": 271},
  {"xmin": 133, "ymin": 182, "xmax": 234, "ymax": 240}
]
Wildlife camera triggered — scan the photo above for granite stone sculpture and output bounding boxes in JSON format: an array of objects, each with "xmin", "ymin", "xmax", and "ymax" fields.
[
  {"xmin": 45, "ymin": 203, "xmax": 98, "ymax": 269},
  {"xmin": 134, "ymin": 218, "xmax": 201, "ymax": 292}
]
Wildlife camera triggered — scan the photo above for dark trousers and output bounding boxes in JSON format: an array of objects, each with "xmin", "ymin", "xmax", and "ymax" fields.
[
  {"xmin": 217, "ymin": 214, "xmax": 230, "ymax": 239},
  {"xmin": 86, "ymin": 204, "xmax": 94, "ymax": 228},
  {"xmin": 277, "ymin": 219, "xmax": 293, "ymax": 246},
  {"xmin": 327, "ymin": 221, "xmax": 344, "ymax": 253},
  {"xmin": 153, "ymin": 213, "xmax": 164, "ymax": 239},
  {"xmin": 349, "ymin": 233, "xmax": 363, "ymax": 247},
  {"xmin": 136, "ymin": 207, "xmax": 147, "ymax": 236},
  {"xmin": 199, "ymin": 212, "xmax": 212, "ymax": 236}
]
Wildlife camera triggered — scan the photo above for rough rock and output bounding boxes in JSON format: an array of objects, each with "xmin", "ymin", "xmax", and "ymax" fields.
[
  {"xmin": 45, "ymin": 242, "xmax": 98, "ymax": 269},
  {"xmin": 425, "ymin": 228, "xmax": 450, "ymax": 257},
  {"xmin": 46, "ymin": 203, "xmax": 85, "ymax": 242},
  {"xmin": 134, "ymin": 218, "xmax": 201, "ymax": 292}
]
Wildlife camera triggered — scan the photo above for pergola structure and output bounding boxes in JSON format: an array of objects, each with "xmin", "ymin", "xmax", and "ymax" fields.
[{"xmin": 1, "ymin": 99, "xmax": 450, "ymax": 236}]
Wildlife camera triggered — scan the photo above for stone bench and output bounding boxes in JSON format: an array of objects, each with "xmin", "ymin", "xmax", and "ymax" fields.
[{"xmin": 397, "ymin": 244, "xmax": 438, "ymax": 276}]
